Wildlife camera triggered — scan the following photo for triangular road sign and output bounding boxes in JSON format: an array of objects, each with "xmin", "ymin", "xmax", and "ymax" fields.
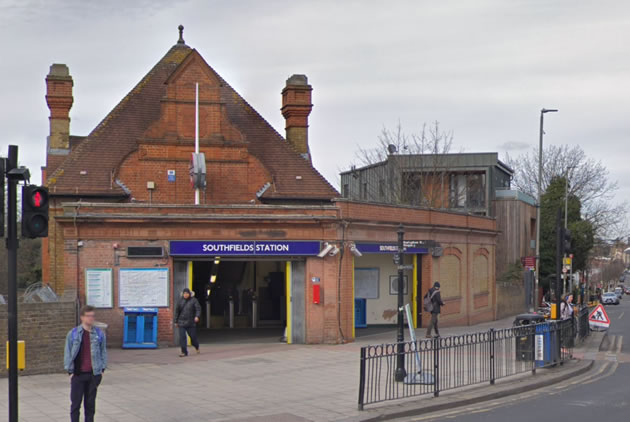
[{"xmin": 589, "ymin": 304, "xmax": 611, "ymax": 329}]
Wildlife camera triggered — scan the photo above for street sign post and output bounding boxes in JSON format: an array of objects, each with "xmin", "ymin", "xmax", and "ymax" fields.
[{"xmin": 588, "ymin": 304, "xmax": 611, "ymax": 330}]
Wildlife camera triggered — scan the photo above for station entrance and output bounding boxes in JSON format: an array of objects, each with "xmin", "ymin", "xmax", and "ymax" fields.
[{"xmin": 173, "ymin": 258, "xmax": 306, "ymax": 344}]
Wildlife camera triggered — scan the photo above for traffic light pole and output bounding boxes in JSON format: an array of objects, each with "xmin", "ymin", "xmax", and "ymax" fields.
[{"xmin": 6, "ymin": 145, "xmax": 19, "ymax": 422}]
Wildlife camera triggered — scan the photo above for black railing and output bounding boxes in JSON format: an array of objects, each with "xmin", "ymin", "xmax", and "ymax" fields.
[
  {"xmin": 576, "ymin": 306, "xmax": 590, "ymax": 340},
  {"xmin": 358, "ymin": 320, "xmax": 573, "ymax": 410}
]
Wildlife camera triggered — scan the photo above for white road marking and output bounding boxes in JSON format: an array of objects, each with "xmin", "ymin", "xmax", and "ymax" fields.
[{"xmin": 618, "ymin": 312, "xmax": 624, "ymax": 320}]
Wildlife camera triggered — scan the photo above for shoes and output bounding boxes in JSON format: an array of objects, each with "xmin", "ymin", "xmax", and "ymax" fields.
[
  {"xmin": 425, "ymin": 335, "xmax": 432, "ymax": 339},
  {"xmin": 179, "ymin": 353, "xmax": 187, "ymax": 357},
  {"xmin": 196, "ymin": 348, "xmax": 200, "ymax": 355}
]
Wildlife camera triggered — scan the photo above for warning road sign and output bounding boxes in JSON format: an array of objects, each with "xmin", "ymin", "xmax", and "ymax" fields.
[{"xmin": 589, "ymin": 304, "xmax": 610, "ymax": 330}]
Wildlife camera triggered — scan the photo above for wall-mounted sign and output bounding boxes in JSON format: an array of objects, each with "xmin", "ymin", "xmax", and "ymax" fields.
[
  {"xmin": 167, "ymin": 170, "xmax": 176, "ymax": 182},
  {"xmin": 85, "ymin": 268, "xmax": 113, "ymax": 308},
  {"xmin": 119, "ymin": 268, "xmax": 169, "ymax": 307},
  {"xmin": 169, "ymin": 240, "xmax": 322, "ymax": 256},
  {"xmin": 355, "ymin": 241, "xmax": 430, "ymax": 254}
]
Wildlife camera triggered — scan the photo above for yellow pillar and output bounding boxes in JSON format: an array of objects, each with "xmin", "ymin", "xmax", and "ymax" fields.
[
  {"xmin": 187, "ymin": 261, "xmax": 193, "ymax": 346},
  {"xmin": 285, "ymin": 262, "xmax": 292, "ymax": 344},
  {"xmin": 412, "ymin": 254, "xmax": 418, "ymax": 328}
]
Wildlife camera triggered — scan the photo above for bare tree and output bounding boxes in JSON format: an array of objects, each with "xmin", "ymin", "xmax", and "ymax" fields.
[
  {"xmin": 504, "ymin": 144, "xmax": 628, "ymax": 237},
  {"xmin": 348, "ymin": 121, "xmax": 459, "ymax": 208}
]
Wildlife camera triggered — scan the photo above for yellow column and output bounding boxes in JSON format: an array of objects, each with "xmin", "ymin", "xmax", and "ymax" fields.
[
  {"xmin": 285, "ymin": 261, "xmax": 292, "ymax": 344},
  {"xmin": 412, "ymin": 254, "xmax": 418, "ymax": 328},
  {"xmin": 187, "ymin": 261, "xmax": 193, "ymax": 346}
]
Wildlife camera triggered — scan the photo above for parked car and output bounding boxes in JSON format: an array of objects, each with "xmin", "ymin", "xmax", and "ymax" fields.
[
  {"xmin": 602, "ymin": 292, "xmax": 620, "ymax": 305},
  {"xmin": 625, "ymin": 287, "xmax": 630, "ymax": 295},
  {"xmin": 614, "ymin": 287, "xmax": 623, "ymax": 300}
]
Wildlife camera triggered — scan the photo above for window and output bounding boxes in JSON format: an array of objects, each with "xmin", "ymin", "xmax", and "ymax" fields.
[
  {"xmin": 361, "ymin": 182, "xmax": 368, "ymax": 200},
  {"xmin": 342, "ymin": 184, "xmax": 349, "ymax": 198},
  {"xmin": 378, "ymin": 179, "xmax": 386, "ymax": 201},
  {"xmin": 401, "ymin": 172, "xmax": 423, "ymax": 206},
  {"xmin": 449, "ymin": 173, "xmax": 486, "ymax": 210}
]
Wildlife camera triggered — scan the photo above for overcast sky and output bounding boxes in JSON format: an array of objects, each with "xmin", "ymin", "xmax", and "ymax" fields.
[{"xmin": 1, "ymin": 0, "xmax": 628, "ymax": 204}]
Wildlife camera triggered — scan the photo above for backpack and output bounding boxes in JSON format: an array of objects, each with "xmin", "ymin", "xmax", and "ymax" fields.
[
  {"xmin": 72, "ymin": 326, "xmax": 104, "ymax": 344},
  {"xmin": 423, "ymin": 290, "xmax": 437, "ymax": 313}
]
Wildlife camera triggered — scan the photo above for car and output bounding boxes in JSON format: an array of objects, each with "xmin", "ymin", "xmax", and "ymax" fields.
[
  {"xmin": 614, "ymin": 287, "xmax": 624, "ymax": 300},
  {"xmin": 625, "ymin": 287, "xmax": 630, "ymax": 295},
  {"xmin": 602, "ymin": 292, "xmax": 620, "ymax": 305}
]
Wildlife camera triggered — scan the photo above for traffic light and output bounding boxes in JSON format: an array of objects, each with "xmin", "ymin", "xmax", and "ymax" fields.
[
  {"xmin": 21, "ymin": 185, "xmax": 49, "ymax": 238},
  {"xmin": 562, "ymin": 227, "xmax": 572, "ymax": 255}
]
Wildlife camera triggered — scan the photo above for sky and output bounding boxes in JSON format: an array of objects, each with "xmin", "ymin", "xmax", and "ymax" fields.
[{"xmin": 1, "ymin": 0, "xmax": 629, "ymax": 205}]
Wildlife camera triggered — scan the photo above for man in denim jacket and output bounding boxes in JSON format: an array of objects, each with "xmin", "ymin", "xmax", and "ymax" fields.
[{"xmin": 64, "ymin": 305, "xmax": 107, "ymax": 422}]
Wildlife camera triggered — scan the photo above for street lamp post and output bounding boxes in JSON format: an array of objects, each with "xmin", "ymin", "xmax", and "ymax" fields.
[
  {"xmin": 394, "ymin": 224, "xmax": 407, "ymax": 382},
  {"xmin": 534, "ymin": 108, "xmax": 558, "ymax": 312}
]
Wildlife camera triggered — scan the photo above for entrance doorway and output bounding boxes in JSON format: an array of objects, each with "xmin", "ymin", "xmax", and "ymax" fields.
[{"xmin": 174, "ymin": 259, "xmax": 306, "ymax": 344}]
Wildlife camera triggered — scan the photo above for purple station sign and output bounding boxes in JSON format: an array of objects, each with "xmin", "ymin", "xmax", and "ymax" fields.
[
  {"xmin": 355, "ymin": 241, "xmax": 430, "ymax": 254},
  {"xmin": 169, "ymin": 240, "xmax": 321, "ymax": 256}
]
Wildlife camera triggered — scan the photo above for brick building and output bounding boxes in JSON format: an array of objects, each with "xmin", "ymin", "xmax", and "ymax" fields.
[{"xmin": 42, "ymin": 28, "xmax": 498, "ymax": 346}]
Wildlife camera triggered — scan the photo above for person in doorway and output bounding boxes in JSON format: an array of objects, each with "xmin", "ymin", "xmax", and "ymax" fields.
[
  {"xmin": 175, "ymin": 287, "xmax": 201, "ymax": 357},
  {"xmin": 63, "ymin": 305, "xmax": 107, "ymax": 422},
  {"xmin": 425, "ymin": 282, "xmax": 445, "ymax": 338}
]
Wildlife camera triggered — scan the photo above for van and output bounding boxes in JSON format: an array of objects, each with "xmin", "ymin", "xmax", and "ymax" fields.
[{"xmin": 614, "ymin": 287, "xmax": 623, "ymax": 300}]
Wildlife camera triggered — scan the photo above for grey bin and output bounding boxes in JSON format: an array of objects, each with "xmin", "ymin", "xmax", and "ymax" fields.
[{"xmin": 513, "ymin": 313, "xmax": 545, "ymax": 362}]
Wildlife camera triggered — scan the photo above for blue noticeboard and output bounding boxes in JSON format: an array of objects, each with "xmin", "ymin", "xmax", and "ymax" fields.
[
  {"xmin": 123, "ymin": 307, "xmax": 158, "ymax": 349},
  {"xmin": 355, "ymin": 299, "xmax": 367, "ymax": 328}
]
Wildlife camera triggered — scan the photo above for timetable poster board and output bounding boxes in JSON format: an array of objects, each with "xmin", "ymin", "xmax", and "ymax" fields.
[
  {"xmin": 119, "ymin": 268, "xmax": 169, "ymax": 307},
  {"xmin": 85, "ymin": 269, "xmax": 113, "ymax": 308}
]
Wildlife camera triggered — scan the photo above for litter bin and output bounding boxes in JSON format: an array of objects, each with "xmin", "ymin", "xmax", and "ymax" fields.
[
  {"xmin": 123, "ymin": 307, "xmax": 158, "ymax": 349},
  {"xmin": 513, "ymin": 313, "xmax": 545, "ymax": 361}
]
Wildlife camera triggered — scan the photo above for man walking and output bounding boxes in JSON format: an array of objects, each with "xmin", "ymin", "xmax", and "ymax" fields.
[
  {"xmin": 175, "ymin": 287, "xmax": 202, "ymax": 357},
  {"xmin": 425, "ymin": 282, "xmax": 445, "ymax": 338},
  {"xmin": 64, "ymin": 305, "xmax": 107, "ymax": 422}
]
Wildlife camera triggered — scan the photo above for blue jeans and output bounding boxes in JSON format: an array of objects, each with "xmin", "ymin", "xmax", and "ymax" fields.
[{"xmin": 179, "ymin": 326, "xmax": 199, "ymax": 355}]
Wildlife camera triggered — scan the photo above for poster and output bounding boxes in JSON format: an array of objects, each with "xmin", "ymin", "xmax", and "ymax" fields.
[
  {"xmin": 535, "ymin": 334, "xmax": 544, "ymax": 361},
  {"xmin": 119, "ymin": 268, "xmax": 169, "ymax": 307},
  {"xmin": 85, "ymin": 269, "xmax": 113, "ymax": 308}
]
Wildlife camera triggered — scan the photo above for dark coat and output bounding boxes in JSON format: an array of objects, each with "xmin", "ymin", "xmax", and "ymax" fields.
[
  {"xmin": 428, "ymin": 288, "xmax": 445, "ymax": 314},
  {"xmin": 175, "ymin": 296, "xmax": 202, "ymax": 327}
]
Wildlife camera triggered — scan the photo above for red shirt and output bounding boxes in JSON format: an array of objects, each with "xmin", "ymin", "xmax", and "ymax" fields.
[{"xmin": 78, "ymin": 329, "xmax": 92, "ymax": 373}]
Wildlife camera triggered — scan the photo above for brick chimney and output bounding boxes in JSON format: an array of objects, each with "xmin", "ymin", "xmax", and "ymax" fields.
[
  {"xmin": 45, "ymin": 64, "xmax": 74, "ymax": 154},
  {"xmin": 281, "ymin": 74, "xmax": 313, "ymax": 161}
]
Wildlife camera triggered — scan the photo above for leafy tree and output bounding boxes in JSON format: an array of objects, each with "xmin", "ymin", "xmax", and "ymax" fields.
[{"xmin": 539, "ymin": 176, "xmax": 594, "ymax": 283}]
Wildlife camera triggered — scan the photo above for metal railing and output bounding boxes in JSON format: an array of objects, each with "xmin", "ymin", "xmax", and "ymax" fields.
[
  {"xmin": 576, "ymin": 306, "xmax": 590, "ymax": 340},
  {"xmin": 358, "ymin": 319, "xmax": 574, "ymax": 410}
]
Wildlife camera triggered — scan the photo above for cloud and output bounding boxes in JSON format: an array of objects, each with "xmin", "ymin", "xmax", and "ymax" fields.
[{"xmin": 497, "ymin": 142, "xmax": 530, "ymax": 152}]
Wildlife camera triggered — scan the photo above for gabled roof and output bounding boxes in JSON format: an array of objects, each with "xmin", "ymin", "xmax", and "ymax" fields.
[{"xmin": 47, "ymin": 41, "xmax": 338, "ymax": 201}]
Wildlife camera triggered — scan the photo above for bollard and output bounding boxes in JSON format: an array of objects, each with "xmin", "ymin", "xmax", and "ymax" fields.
[
  {"xmin": 252, "ymin": 300, "xmax": 257, "ymax": 328},
  {"xmin": 206, "ymin": 301, "xmax": 211, "ymax": 329},
  {"xmin": 229, "ymin": 300, "xmax": 234, "ymax": 329}
]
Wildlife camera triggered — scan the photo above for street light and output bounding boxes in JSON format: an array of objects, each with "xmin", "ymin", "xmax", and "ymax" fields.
[
  {"xmin": 394, "ymin": 224, "xmax": 407, "ymax": 382},
  {"xmin": 534, "ymin": 108, "xmax": 558, "ymax": 312}
]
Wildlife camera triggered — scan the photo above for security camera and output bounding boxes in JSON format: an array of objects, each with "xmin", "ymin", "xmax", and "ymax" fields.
[
  {"xmin": 349, "ymin": 243, "xmax": 362, "ymax": 257},
  {"xmin": 318, "ymin": 243, "xmax": 334, "ymax": 258},
  {"xmin": 328, "ymin": 246, "xmax": 340, "ymax": 257}
]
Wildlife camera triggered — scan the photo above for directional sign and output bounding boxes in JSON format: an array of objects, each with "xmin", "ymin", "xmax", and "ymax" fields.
[{"xmin": 588, "ymin": 304, "xmax": 611, "ymax": 330}]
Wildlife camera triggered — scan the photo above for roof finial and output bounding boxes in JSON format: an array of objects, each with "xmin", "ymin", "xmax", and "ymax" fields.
[{"xmin": 177, "ymin": 25, "xmax": 185, "ymax": 44}]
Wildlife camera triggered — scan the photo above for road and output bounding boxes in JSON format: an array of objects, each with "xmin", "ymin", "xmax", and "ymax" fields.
[{"xmin": 407, "ymin": 297, "xmax": 630, "ymax": 422}]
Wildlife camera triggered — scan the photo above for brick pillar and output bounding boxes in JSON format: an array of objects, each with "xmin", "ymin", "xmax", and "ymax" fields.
[{"xmin": 281, "ymin": 74, "xmax": 312, "ymax": 162}]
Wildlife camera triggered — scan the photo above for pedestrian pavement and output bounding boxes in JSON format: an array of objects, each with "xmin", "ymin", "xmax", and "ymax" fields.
[{"xmin": 0, "ymin": 315, "xmax": 546, "ymax": 422}]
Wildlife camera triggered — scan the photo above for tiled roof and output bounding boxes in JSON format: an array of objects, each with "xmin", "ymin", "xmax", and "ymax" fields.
[{"xmin": 47, "ymin": 43, "xmax": 338, "ymax": 201}]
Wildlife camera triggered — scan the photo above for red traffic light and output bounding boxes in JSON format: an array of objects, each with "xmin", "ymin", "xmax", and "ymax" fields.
[{"xmin": 26, "ymin": 187, "xmax": 48, "ymax": 209}]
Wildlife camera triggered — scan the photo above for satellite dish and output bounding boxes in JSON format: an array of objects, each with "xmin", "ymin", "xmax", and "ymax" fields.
[{"xmin": 387, "ymin": 144, "xmax": 398, "ymax": 154}]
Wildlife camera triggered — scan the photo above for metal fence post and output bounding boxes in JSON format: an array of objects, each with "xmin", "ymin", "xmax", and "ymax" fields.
[
  {"xmin": 358, "ymin": 347, "xmax": 366, "ymax": 411},
  {"xmin": 433, "ymin": 337, "xmax": 440, "ymax": 397},
  {"xmin": 489, "ymin": 328, "xmax": 495, "ymax": 385}
]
